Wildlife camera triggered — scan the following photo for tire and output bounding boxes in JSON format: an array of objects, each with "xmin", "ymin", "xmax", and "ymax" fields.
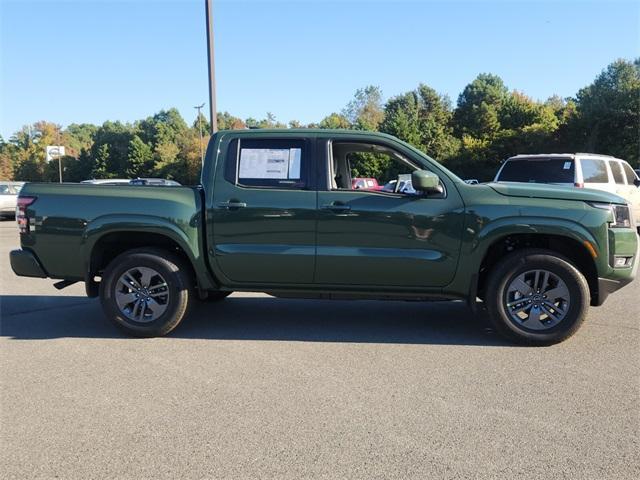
[
  {"xmin": 99, "ymin": 248, "xmax": 192, "ymax": 337},
  {"xmin": 485, "ymin": 248, "xmax": 590, "ymax": 346},
  {"xmin": 199, "ymin": 290, "xmax": 232, "ymax": 302}
]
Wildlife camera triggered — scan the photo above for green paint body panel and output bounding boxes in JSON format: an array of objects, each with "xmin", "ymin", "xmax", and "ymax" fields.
[{"xmin": 12, "ymin": 129, "xmax": 638, "ymax": 304}]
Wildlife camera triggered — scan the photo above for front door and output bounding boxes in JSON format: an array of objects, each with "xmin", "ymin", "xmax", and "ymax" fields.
[
  {"xmin": 315, "ymin": 138, "xmax": 464, "ymax": 288},
  {"xmin": 209, "ymin": 136, "xmax": 317, "ymax": 285}
]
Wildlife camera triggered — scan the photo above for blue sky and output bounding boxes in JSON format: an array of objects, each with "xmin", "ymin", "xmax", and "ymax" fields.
[{"xmin": 1, "ymin": 0, "xmax": 638, "ymax": 138}]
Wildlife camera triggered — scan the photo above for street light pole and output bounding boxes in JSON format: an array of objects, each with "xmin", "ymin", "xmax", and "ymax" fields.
[
  {"xmin": 205, "ymin": 0, "xmax": 218, "ymax": 134},
  {"xmin": 194, "ymin": 103, "xmax": 205, "ymax": 166},
  {"xmin": 56, "ymin": 127, "xmax": 63, "ymax": 183}
]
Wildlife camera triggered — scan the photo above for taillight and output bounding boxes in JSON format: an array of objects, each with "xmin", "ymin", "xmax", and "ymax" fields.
[
  {"xmin": 16, "ymin": 196, "xmax": 36, "ymax": 234},
  {"xmin": 574, "ymin": 182, "xmax": 584, "ymax": 188}
]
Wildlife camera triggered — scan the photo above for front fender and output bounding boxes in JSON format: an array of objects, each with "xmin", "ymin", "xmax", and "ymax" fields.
[
  {"xmin": 81, "ymin": 214, "xmax": 216, "ymax": 290},
  {"xmin": 471, "ymin": 216, "xmax": 601, "ymax": 260},
  {"xmin": 447, "ymin": 215, "xmax": 602, "ymax": 297}
]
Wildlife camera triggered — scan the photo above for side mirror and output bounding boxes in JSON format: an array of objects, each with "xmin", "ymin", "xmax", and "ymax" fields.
[
  {"xmin": 412, "ymin": 170, "xmax": 442, "ymax": 194},
  {"xmin": 634, "ymin": 178, "xmax": 640, "ymax": 187}
]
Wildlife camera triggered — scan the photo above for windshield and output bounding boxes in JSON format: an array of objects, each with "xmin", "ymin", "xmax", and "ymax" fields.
[{"xmin": 498, "ymin": 158, "xmax": 575, "ymax": 183}]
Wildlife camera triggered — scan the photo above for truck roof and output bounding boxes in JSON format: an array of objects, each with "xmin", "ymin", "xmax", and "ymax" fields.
[{"xmin": 216, "ymin": 128, "xmax": 402, "ymax": 141}]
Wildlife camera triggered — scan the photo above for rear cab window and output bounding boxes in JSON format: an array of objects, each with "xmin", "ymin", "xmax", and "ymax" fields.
[
  {"xmin": 224, "ymin": 138, "xmax": 309, "ymax": 189},
  {"xmin": 497, "ymin": 157, "xmax": 575, "ymax": 183}
]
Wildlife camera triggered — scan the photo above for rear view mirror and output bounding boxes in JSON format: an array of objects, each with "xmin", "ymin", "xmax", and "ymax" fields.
[{"xmin": 412, "ymin": 170, "xmax": 442, "ymax": 194}]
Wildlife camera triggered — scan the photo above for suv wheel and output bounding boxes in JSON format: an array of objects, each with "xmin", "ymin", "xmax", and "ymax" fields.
[
  {"xmin": 485, "ymin": 249, "xmax": 590, "ymax": 345},
  {"xmin": 99, "ymin": 248, "xmax": 192, "ymax": 337}
]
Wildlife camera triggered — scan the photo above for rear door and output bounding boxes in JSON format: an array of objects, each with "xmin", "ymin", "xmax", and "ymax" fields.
[{"xmin": 207, "ymin": 135, "xmax": 317, "ymax": 285}]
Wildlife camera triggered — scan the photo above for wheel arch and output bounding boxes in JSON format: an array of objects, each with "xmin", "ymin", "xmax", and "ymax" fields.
[
  {"xmin": 82, "ymin": 215, "xmax": 218, "ymax": 296},
  {"xmin": 476, "ymin": 232, "xmax": 599, "ymax": 306}
]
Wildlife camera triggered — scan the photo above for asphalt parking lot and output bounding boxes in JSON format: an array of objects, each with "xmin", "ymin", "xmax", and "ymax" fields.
[{"xmin": 1, "ymin": 220, "xmax": 638, "ymax": 479}]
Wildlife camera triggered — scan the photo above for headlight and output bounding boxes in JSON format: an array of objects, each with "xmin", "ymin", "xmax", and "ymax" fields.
[
  {"xmin": 589, "ymin": 202, "xmax": 632, "ymax": 228},
  {"xmin": 612, "ymin": 204, "xmax": 632, "ymax": 228}
]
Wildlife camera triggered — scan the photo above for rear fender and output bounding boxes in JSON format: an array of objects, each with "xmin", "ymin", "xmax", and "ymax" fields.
[{"xmin": 81, "ymin": 214, "xmax": 217, "ymax": 291}]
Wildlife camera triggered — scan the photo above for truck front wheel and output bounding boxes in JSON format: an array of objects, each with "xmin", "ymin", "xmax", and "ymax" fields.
[
  {"xmin": 99, "ymin": 248, "xmax": 192, "ymax": 337},
  {"xmin": 485, "ymin": 249, "xmax": 590, "ymax": 346}
]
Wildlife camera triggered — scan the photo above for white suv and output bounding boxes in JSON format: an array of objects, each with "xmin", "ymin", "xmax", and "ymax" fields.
[{"xmin": 495, "ymin": 153, "xmax": 640, "ymax": 228}]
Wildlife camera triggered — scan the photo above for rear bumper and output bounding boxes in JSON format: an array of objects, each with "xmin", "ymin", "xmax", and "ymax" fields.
[{"xmin": 10, "ymin": 249, "xmax": 47, "ymax": 278}]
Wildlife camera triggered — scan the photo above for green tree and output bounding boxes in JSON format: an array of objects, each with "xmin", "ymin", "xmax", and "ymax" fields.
[
  {"xmin": 138, "ymin": 108, "xmax": 188, "ymax": 146},
  {"xmin": 381, "ymin": 84, "xmax": 460, "ymax": 161},
  {"xmin": 572, "ymin": 58, "xmax": 640, "ymax": 166},
  {"xmin": 91, "ymin": 143, "xmax": 109, "ymax": 179},
  {"xmin": 91, "ymin": 121, "xmax": 135, "ymax": 177},
  {"xmin": 216, "ymin": 111, "xmax": 245, "ymax": 130},
  {"xmin": 127, "ymin": 135, "xmax": 153, "ymax": 177},
  {"xmin": 64, "ymin": 123, "xmax": 98, "ymax": 157},
  {"xmin": 343, "ymin": 86, "xmax": 384, "ymax": 130},
  {"xmin": 454, "ymin": 73, "xmax": 508, "ymax": 139},
  {"xmin": 65, "ymin": 148, "xmax": 93, "ymax": 182},
  {"xmin": 319, "ymin": 113, "xmax": 350, "ymax": 129}
]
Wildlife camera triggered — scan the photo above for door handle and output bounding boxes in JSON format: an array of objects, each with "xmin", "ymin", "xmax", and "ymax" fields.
[
  {"xmin": 321, "ymin": 203, "xmax": 351, "ymax": 212},
  {"xmin": 218, "ymin": 201, "xmax": 247, "ymax": 210}
]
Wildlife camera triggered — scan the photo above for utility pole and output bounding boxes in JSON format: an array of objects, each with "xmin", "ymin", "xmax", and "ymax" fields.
[
  {"xmin": 194, "ymin": 103, "xmax": 205, "ymax": 166},
  {"xmin": 205, "ymin": 0, "xmax": 218, "ymax": 134}
]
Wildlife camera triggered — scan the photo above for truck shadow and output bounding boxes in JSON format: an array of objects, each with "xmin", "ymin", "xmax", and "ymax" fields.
[{"xmin": 0, "ymin": 294, "xmax": 509, "ymax": 347}]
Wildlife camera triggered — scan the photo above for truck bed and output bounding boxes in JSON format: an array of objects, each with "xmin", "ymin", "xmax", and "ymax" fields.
[{"xmin": 18, "ymin": 182, "xmax": 204, "ymax": 281}]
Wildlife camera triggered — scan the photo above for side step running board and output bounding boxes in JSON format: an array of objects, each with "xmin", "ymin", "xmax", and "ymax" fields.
[{"xmin": 53, "ymin": 280, "xmax": 78, "ymax": 290}]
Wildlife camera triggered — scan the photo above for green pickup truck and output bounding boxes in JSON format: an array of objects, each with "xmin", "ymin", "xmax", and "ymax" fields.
[{"xmin": 10, "ymin": 130, "xmax": 639, "ymax": 345}]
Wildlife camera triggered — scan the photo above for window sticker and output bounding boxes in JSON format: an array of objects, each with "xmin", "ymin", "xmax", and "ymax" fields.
[
  {"xmin": 563, "ymin": 161, "xmax": 572, "ymax": 170},
  {"xmin": 239, "ymin": 148, "xmax": 302, "ymax": 180}
]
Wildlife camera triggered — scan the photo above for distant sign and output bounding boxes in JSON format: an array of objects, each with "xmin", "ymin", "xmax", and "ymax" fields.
[{"xmin": 46, "ymin": 146, "xmax": 65, "ymax": 162}]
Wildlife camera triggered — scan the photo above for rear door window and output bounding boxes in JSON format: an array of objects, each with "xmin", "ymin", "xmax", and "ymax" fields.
[
  {"xmin": 580, "ymin": 159, "xmax": 609, "ymax": 183},
  {"xmin": 225, "ymin": 138, "xmax": 309, "ymax": 189},
  {"xmin": 610, "ymin": 161, "xmax": 626, "ymax": 185},
  {"xmin": 622, "ymin": 162, "xmax": 639, "ymax": 184},
  {"xmin": 497, "ymin": 158, "xmax": 575, "ymax": 183}
]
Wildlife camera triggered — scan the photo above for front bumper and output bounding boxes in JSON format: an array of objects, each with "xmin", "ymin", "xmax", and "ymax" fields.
[
  {"xmin": 593, "ymin": 229, "xmax": 640, "ymax": 306},
  {"xmin": 10, "ymin": 249, "xmax": 47, "ymax": 278},
  {"xmin": 595, "ymin": 276, "xmax": 635, "ymax": 306}
]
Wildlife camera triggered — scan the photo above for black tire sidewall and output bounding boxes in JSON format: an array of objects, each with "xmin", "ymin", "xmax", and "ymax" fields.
[
  {"xmin": 100, "ymin": 250, "xmax": 191, "ymax": 337},
  {"xmin": 487, "ymin": 250, "xmax": 590, "ymax": 345}
]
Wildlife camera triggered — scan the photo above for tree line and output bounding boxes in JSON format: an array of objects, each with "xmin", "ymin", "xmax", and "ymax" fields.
[{"xmin": 0, "ymin": 58, "xmax": 637, "ymax": 184}]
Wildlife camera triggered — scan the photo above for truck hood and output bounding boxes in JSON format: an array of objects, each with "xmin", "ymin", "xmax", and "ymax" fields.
[{"xmin": 488, "ymin": 182, "xmax": 627, "ymax": 204}]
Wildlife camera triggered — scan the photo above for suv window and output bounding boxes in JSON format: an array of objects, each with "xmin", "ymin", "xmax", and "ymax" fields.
[
  {"xmin": 225, "ymin": 138, "xmax": 308, "ymax": 189},
  {"xmin": 497, "ymin": 158, "xmax": 574, "ymax": 183},
  {"xmin": 622, "ymin": 162, "xmax": 638, "ymax": 184},
  {"xmin": 610, "ymin": 161, "xmax": 626, "ymax": 185},
  {"xmin": 580, "ymin": 159, "xmax": 609, "ymax": 183},
  {"xmin": 0, "ymin": 184, "xmax": 18, "ymax": 195}
]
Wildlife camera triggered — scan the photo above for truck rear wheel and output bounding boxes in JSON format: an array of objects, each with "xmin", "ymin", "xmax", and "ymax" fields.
[
  {"xmin": 485, "ymin": 249, "xmax": 590, "ymax": 346},
  {"xmin": 99, "ymin": 248, "xmax": 192, "ymax": 337}
]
